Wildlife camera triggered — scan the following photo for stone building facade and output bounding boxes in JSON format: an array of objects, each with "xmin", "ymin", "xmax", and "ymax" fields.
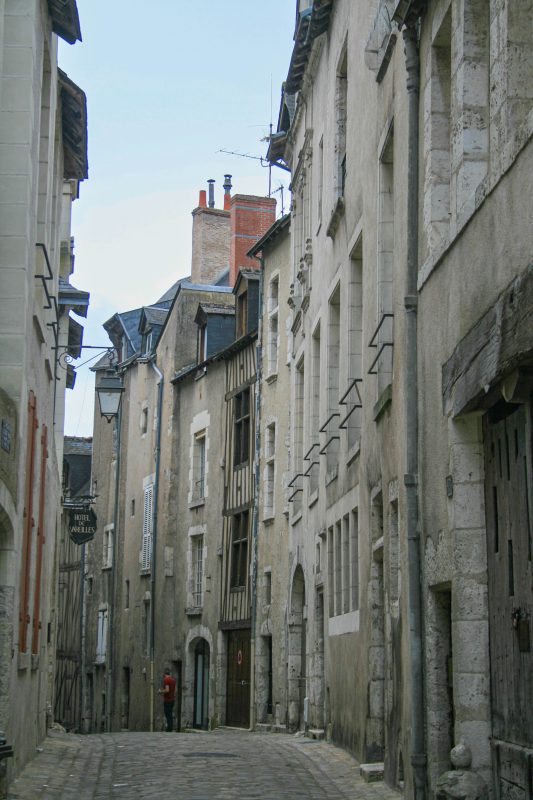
[
  {"xmin": 249, "ymin": 215, "xmax": 292, "ymax": 733},
  {"xmin": 84, "ymin": 184, "xmax": 275, "ymax": 734},
  {"xmin": 260, "ymin": 0, "xmax": 533, "ymax": 797},
  {"xmin": 0, "ymin": 0, "xmax": 88, "ymax": 786},
  {"xmin": 80, "ymin": 1, "xmax": 532, "ymax": 796}
]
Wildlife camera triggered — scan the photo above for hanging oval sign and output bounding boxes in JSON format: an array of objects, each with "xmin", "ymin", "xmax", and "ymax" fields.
[
  {"xmin": 237, "ymin": 649, "xmax": 243, "ymax": 665},
  {"xmin": 69, "ymin": 508, "xmax": 97, "ymax": 545}
]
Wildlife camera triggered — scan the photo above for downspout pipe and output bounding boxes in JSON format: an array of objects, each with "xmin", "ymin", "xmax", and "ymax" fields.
[
  {"xmin": 249, "ymin": 252, "xmax": 265, "ymax": 731},
  {"xmin": 403, "ymin": 22, "xmax": 427, "ymax": 799},
  {"xmin": 107, "ymin": 401, "xmax": 122, "ymax": 732},
  {"xmin": 149, "ymin": 358, "xmax": 164, "ymax": 732}
]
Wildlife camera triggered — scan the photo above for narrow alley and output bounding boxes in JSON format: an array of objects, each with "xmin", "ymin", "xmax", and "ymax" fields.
[{"xmin": 7, "ymin": 728, "xmax": 400, "ymax": 800}]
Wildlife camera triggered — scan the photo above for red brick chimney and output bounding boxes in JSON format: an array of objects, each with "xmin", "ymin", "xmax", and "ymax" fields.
[{"xmin": 229, "ymin": 195, "xmax": 276, "ymax": 286}]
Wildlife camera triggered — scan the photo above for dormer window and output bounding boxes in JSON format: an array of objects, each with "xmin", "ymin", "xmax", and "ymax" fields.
[
  {"xmin": 142, "ymin": 330, "xmax": 152, "ymax": 356},
  {"xmin": 233, "ymin": 270, "xmax": 260, "ymax": 339},
  {"xmin": 198, "ymin": 323, "xmax": 207, "ymax": 362},
  {"xmin": 237, "ymin": 291, "xmax": 248, "ymax": 338}
]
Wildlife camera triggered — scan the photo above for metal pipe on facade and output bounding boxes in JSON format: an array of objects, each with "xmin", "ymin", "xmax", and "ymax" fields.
[
  {"xmin": 149, "ymin": 358, "xmax": 164, "ymax": 732},
  {"xmin": 79, "ymin": 543, "xmax": 86, "ymax": 732},
  {"xmin": 207, "ymin": 179, "xmax": 215, "ymax": 208},
  {"xmin": 106, "ymin": 402, "xmax": 122, "ymax": 732},
  {"xmin": 249, "ymin": 252, "xmax": 265, "ymax": 731},
  {"xmin": 402, "ymin": 22, "xmax": 427, "ymax": 800}
]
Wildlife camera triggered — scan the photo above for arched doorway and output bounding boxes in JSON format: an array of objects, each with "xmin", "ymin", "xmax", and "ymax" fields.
[
  {"xmin": 288, "ymin": 566, "xmax": 306, "ymax": 731},
  {"xmin": 193, "ymin": 639, "xmax": 210, "ymax": 729}
]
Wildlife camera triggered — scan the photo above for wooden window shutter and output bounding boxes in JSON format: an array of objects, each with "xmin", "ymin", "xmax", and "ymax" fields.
[
  {"xmin": 142, "ymin": 484, "xmax": 153, "ymax": 571},
  {"xmin": 32, "ymin": 423, "xmax": 48, "ymax": 654},
  {"xmin": 20, "ymin": 391, "xmax": 38, "ymax": 653}
]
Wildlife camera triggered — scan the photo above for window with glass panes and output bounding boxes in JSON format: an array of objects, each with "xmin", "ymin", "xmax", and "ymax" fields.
[
  {"xmin": 234, "ymin": 388, "xmax": 250, "ymax": 467},
  {"xmin": 231, "ymin": 511, "xmax": 249, "ymax": 589}
]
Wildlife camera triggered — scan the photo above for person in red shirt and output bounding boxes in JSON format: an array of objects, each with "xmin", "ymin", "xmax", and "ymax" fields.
[{"xmin": 158, "ymin": 668, "xmax": 177, "ymax": 731}]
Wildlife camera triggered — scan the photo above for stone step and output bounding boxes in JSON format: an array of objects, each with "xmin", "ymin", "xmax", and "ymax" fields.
[
  {"xmin": 360, "ymin": 763, "xmax": 384, "ymax": 782},
  {"xmin": 255, "ymin": 723, "xmax": 272, "ymax": 733},
  {"xmin": 272, "ymin": 724, "xmax": 287, "ymax": 734},
  {"xmin": 308, "ymin": 728, "xmax": 325, "ymax": 740}
]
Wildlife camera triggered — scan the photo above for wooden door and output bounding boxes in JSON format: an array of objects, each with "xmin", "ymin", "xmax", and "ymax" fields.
[
  {"xmin": 193, "ymin": 640, "xmax": 209, "ymax": 730},
  {"xmin": 483, "ymin": 398, "xmax": 533, "ymax": 796},
  {"xmin": 54, "ymin": 536, "xmax": 82, "ymax": 730},
  {"xmin": 226, "ymin": 629, "xmax": 251, "ymax": 727}
]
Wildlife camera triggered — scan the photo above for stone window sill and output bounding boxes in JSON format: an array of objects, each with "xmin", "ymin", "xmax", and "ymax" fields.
[
  {"xmin": 291, "ymin": 509, "xmax": 303, "ymax": 526},
  {"xmin": 185, "ymin": 606, "xmax": 203, "ymax": 617},
  {"xmin": 308, "ymin": 488, "xmax": 319, "ymax": 508},
  {"xmin": 325, "ymin": 466, "xmax": 338, "ymax": 486},
  {"xmin": 189, "ymin": 498, "xmax": 205, "ymax": 510},
  {"xmin": 373, "ymin": 384, "xmax": 392, "ymax": 422},
  {"xmin": 346, "ymin": 439, "xmax": 361, "ymax": 465},
  {"xmin": 326, "ymin": 196, "xmax": 345, "ymax": 239}
]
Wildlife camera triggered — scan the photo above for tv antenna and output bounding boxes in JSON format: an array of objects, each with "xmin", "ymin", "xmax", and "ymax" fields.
[
  {"xmin": 217, "ymin": 140, "xmax": 273, "ymax": 197},
  {"xmin": 271, "ymin": 182, "xmax": 286, "ymax": 215}
]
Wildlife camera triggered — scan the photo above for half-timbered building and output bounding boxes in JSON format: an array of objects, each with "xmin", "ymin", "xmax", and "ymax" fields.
[
  {"xmin": 219, "ymin": 278, "xmax": 259, "ymax": 726},
  {"xmin": 54, "ymin": 437, "xmax": 92, "ymax": 731}
]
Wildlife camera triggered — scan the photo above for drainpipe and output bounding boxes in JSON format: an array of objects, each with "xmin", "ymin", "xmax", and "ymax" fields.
[
  {"xmin": 79, "ymin": 542, "xmax": 86, "ymax": 732},
  {"xmin": 149, "ymin": 358, "xmax": 164, "ymax": 732},
  {"xmin": 107, "ymin": 401, "xmax": 122, "ymax": 732},
  {"xmin": 402, "ymin": 22, "xmax": 427, "ymax": 800},
  {"xmin": 249, "ymin": 253, "xmax": 265, "ymax": 731}
]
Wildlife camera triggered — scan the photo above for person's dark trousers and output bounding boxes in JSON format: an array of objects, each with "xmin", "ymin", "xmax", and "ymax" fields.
[{"xmin": 164, "ymin": 701, "xmax": 174, "ymax": 731}]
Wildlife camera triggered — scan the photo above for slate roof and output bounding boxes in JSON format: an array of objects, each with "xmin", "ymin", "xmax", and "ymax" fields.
[
  {"xmin": 285, "ymin": 1, "xmax": 333, "ymax": 94},
  {"xmin": 103, "ymin": 308, "xmax": 143, "ymax": 355},
  {"xmin": 64, "ymin": 436, "xmax": 92, "ymax": 456},
  {"xmin": 142, "ymin": 307, "xmax": 168, "ymax": 327},
  {"xmin": 58, "ymin": 70, "xmax": 88, "ymax": 180},
  {"xmin": 58, "ymin": 277, "xmax": 90, "ymax": 317},
  {"xmin": 198, "ymin": 303, "xmax": 235, "ymax": 316},
  {"xmin": 156, "ymin": 277, "xmax": 190, "ymax": 305},
  {"xmin": 48, "ymin": 0, "xmax": 81, "ymax": 44}
]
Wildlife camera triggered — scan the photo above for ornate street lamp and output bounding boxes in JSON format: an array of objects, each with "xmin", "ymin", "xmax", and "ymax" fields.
[{"xmin": 96, "ymin": 373, "xmax": 124, "ymax": 422}]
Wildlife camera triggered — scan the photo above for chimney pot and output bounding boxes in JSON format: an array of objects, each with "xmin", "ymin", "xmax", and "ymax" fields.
[
  {"xmin": 223, "ymin": 174, "xmax": 232, "ymax": 210},
  {"xmin": 199, "ymin": 190, "xmax": 207, "ymax": 208},
  {"xmin": 207, "ymin": 179, "xmax": 215, "ymax": 208}
]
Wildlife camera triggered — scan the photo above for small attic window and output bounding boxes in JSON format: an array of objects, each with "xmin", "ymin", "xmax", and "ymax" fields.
[
  {"xmin": 142, "ymin": 331, "xmax": 152, "ymax": 356},
  {"xmin": 198, "ymin": 323, "xmax": 207, "ymax": 362},
  {"xmin": 237, "ymin": 290, "xmax": 248, "ymax": 338}
]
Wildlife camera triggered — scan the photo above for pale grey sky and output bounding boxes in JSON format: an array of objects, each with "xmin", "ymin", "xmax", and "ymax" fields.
[{"xmin": 61, "ymin": 1, "xmax": 294, "ymax": 436}]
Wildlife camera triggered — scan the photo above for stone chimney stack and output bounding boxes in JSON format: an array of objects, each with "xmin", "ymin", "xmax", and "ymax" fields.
[
  {"xmin": 229, "ymin": 195, "xmax": 276, "ymax": 286},
  {"xmin": 190, "ymin": 181, "xmax": 230, "ymax": 285}
]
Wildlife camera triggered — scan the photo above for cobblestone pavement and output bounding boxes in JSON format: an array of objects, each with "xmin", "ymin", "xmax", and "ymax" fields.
[{"xmin": 7, "ymin": 728, "xmax": 402, "ymax": 800}]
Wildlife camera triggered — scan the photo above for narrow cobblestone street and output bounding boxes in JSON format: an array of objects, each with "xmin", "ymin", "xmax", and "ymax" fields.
[{"xmin": 7, "ymin": 728, "xmax": 401, "ymax": 800}]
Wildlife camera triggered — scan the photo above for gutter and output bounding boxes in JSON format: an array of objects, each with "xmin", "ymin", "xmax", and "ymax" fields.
[
  {"xmin": 149, "ymin": 357, "xmax": 164, "ymax": 732},
  {"xmin": 402, "ymin": 20, "xmax": 427, "ymax": 799}
]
